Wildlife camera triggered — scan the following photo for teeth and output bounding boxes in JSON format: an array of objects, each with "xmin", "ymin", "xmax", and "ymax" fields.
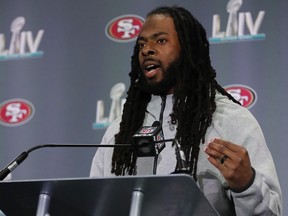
[
  {"xmin": 146, "ymin": 65, "xmax": 157, "ymax": 71},
  {"xmin": 146, "ymin": 65, "xmax": 154, "ymax": 69}
]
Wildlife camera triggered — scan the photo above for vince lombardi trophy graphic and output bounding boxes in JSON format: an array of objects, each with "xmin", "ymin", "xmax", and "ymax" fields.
[
  {"xmin": 226, "ymin": 0, "xmax": 242, "ymax": 36},
  {"xmin": 9, "ymin": 17, "xmax": 25, "ymax": 54},
  {"xmin": 108, "ymin": 83, "xmax": 126, "ymax": 122}
]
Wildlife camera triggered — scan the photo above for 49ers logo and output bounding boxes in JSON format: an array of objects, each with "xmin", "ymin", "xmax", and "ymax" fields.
[
  {"xmin": 105, "ymin": 14, "xmax": 144, "ymax": 42},
  {"xmin": 0, "ymin": 99, "xmax": 35, "ymax": 126},
  {"xmin": 139, "ymin": 127, "xmax": 155, "ymax": 134},
  {"xmin": 225, "ymin": 84, "xmax": 257, "ymax": 109}
]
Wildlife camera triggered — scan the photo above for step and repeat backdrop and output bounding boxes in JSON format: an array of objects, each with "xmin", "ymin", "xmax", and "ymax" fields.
[{"xmin": 0, "ymin": 0, "xmax": 287, "ymax": 213}]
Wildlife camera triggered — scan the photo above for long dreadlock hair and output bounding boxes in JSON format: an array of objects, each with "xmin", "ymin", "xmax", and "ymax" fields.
[{"xmin": 111, "ymin": 6, "xmax": 240, "ymax": 180}]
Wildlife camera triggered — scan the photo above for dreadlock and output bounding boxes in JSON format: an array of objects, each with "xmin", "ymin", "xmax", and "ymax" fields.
[{"xmin": 111, "ymin": 6, "xmax": 240, "ymax": 179}]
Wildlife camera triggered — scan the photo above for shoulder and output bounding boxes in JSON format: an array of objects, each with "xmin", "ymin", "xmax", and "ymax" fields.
[
  {"xmin": 214, "ymin": 92, "xmax": 258, "ymax": 125},
  {"xmin": 211, "ymin": 92, "xmax": 264, "ymax": 144},
  {"xmin": 101, "ymin": 116, "xmax": 122, "ymax": 144}
]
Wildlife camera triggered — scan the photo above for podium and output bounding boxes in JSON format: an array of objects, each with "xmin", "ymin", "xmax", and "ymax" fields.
[{"xmin": 0, "ymin": 174, "xmax": 219, "ymax": 216}]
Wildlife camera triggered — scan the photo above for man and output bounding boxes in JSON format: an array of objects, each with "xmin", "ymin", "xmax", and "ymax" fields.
[{"xmin": 90, "ymin": 6, "xmax": 282, "ymax": 215}]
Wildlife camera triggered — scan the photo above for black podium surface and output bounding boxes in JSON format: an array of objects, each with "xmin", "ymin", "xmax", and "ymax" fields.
[{"xmin": 0, "ymin": 174, "xmax": 219, "ymax": 216}]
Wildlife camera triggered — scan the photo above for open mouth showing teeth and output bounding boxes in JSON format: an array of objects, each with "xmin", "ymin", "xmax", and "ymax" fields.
[{"xmin": 145, "ymin": 65, "xmax": 160, "ymax": 72}]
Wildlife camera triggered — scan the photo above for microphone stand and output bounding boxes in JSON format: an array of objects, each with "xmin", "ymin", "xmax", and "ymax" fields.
[
  {"xmin": 172, "ymin": 139, "xmax": 190, "ymax": 174},
  {"xmin": 0, "ymin": 143, "xmax": 132, "ymax": 181},
  {"xmin": 152, "ymin": 139, "xmax": 174, "ymax": 175}
]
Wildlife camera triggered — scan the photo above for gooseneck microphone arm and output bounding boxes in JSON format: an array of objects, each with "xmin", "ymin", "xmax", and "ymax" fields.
[{"xmin": 0, "ymin": 143, "xmax": 132, "ymax": 181}]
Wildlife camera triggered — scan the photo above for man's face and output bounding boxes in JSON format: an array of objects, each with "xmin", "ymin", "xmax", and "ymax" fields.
[{"xmin": 137, "ymin": 14, "xmax": 181, "ymax": 94}]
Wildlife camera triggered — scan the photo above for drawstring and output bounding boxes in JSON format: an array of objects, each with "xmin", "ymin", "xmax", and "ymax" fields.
[
  {"xmin": 153, "ymin": 95, "xmax": 166, "ymax": 175},
  {"xmin": 159, "ymin": 95, "xmax": 166, "ymax": 125}
]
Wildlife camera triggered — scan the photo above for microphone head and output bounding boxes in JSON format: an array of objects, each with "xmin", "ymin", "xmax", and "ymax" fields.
[
  {"xmin": 152, "ymin": 121, "xmax": 161, "ymax": 127},
  {"xmin": 132, "ymin": 122, "xmax": 166, "ymax": 157}
]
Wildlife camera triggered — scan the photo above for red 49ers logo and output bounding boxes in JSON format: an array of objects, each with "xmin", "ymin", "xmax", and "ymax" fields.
[
  {"xmin": 224, "ymin": 84, "xmax": 257, "ymax": 109},
  {"xmin": 139, "ymin": 127, "xmax": 155, "ymax": 134},
  {"xmin": 0, "ymin": 99, "xmax": 34, "ymax": 126},
  {"xmin": 105, "ymin": 14, "xmax": 144, "ymax": 42}
]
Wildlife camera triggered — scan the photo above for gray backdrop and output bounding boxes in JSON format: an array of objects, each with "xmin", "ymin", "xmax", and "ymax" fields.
[{"xmin": 0, "ymin": 0, "xmax": 287, "ymax": 214}]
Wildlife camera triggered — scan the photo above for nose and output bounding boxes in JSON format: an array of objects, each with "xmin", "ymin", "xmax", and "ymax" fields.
[{"xmin": 141, "ymin": 43, "xmax": 156, "ymax": 56}]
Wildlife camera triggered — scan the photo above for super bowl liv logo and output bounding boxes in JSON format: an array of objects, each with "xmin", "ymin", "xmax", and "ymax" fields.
[
  {"xmin": 209, "ymin": 0, "xmax": 265, "ymax": 43},
  {"xmin": 0, "ymin": 17, "xmax": 44, "ymax": 61},
  {"xmin": 93, "ymin": 83, "xmax": 126, "ymax": 129}
]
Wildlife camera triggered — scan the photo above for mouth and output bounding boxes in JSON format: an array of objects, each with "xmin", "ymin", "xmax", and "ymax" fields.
[{"xmin": 142, "ymin": 61, "xmax": 161, "ymax": 79}]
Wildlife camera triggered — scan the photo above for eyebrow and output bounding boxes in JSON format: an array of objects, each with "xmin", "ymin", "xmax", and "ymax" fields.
[{"xmin": 138, "ymin": 32, "xmax": 169, "ymax": 41}]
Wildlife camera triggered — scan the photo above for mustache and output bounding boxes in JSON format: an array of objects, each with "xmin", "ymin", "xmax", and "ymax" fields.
[{"xmin": 142, "ymin": 57, "xmax": 161, "ymax": 65}]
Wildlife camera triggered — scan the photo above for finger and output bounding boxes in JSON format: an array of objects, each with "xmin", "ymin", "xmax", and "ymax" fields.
[
  {"xmin": 206, "ymin": 139, "xmax": 243, "ymax": 161},
  {"xmin": 207, "ymin": 154, "xmax": 231, "ymax": 172},
  {"xmin": 205, "ymin": 141, "xmax": 235, "ymax": 160},
  {"xmin": 204, "ymin": 145, "xmax": 229, "ymax": 166},
  {"xmin": 211, "ymin": 138, "xmax": 251, "ymax": 166},
  {"xmin": 220, "ymin": 155, "xmax": 229, "ymax": 165},
  {"xmin": 212, "ymin": 138, "xmax": 243, "ymax": 152}
]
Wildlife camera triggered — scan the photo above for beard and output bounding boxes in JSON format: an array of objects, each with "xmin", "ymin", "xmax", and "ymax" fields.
[{"xmin": 137, "ymin": 57, "xmax": 182, "ymax": 95}]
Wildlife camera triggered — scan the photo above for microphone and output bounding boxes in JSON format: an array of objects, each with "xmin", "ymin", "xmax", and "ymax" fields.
[
  {"xmin": 132, "ymin": 121, "xmax": 166, "ymax": 157},
  {"xmin": 0, "ymin": 151, "xmax": 28, "ymax": 181},
  {"xmin": 0, "ymin": 143, "xmax": 131, "ymax": 181},
  {"xmin": 132, "ymin": 121, "xmax": 189, "ymax": 175}
]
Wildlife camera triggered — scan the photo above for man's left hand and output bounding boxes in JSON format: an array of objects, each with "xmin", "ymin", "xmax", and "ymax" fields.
[{"xmin": 204, "ymin": 138, "xmax": 254, "ymax": 192}]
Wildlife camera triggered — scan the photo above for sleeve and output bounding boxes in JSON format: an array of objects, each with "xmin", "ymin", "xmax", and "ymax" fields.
[
  {"xmin": 223, "ymin": 107, "xmax": 283, "ymax": 216},
  {"xmin": 89, "ymin": 117, "xmax": 121, "ymax": 177},
  {"xmin": 89, "ymin": 147, "xmax": 105, "ymax": 177}
]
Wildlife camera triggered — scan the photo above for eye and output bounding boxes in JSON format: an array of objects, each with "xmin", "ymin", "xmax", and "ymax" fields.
[
  {"xmin": 157, "ymin": 38, "xmax": 167, "ymax": 44},
  {"xmin": 138, "ymin": 42, "xmax": 145, "ymax": 49}
]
